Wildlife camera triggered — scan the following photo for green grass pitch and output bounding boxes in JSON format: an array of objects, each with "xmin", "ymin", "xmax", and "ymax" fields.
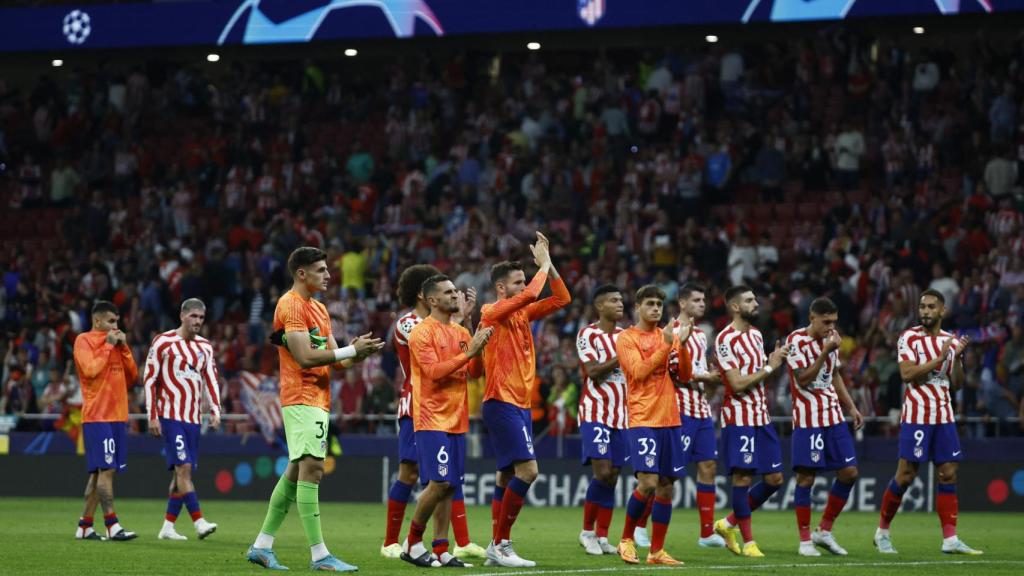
[{"xmin": 2, "ymin": 498, "xmax": 1020, "ymax": 575}]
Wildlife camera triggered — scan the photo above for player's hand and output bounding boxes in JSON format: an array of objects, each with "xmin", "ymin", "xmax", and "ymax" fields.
[
  {"xmin": 467, "ymin": 327, "xmax": 494, "ymax": 358},
  {"xmin": 953, "ymin": 335, "xmax": 969, "ymax": 354},
  {"xmin": 209, "ymin": 412, "xmax": 221, "ymax": 429},
  {"xmin": 106, "ymin": 331, "xmax": 119, "ymax": 345},
  {"xmin": 531, "ymin": 233, "xmax": 552, "ymax": 269},
  {"xmin": 768, "ymin": 341, "xmax": 791, "ymax": 369},
  {"xmin": 704, "ymin": 368, "xmax": 722, "ymax": 384},
  {"xmin": 850, "ymin": 408, "xmax": 864, "ymax": 431},
  {"xmin": 114, "ymin": 330, "xmax": 128, "ymax": 346},
  {"xmin": 461, "ymin": 287, "xmax": 477, "ymax": 317},
  {"xmin": 675, "ymin": 312, "xmax": 692, "ymax": 344},
  {"xmin": 662, "ymin": 319, "xmax": 676, "ymax": 344},
  {"xmin": 351, "ymin": 333, "xmax": 385, "ymax": 358},
  {"xmin": 149, "ymin": 418, "xmax": 161, "ymax": 437},
  {"xmin": 823, "ymin": 330, "xmax": 841, "ymax": 353}
]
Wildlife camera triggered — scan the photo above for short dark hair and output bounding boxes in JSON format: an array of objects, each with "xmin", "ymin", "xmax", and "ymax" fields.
[
  {"xmin": 921, "ymin": 288, "xmax": 945, "ymax": 305},
  {"xmin": 809, "ymin": 297, "xmax": 838, "ymax": 316},
  {"xmin": 287, "ymin": 247, "xmax": 328, "ymax": 277},
  {"xmin": 725, "ymin": 285, "xmax": 753, "ymax": 303},
  {"xmin": 181, "ymin": 298, "xmax": 206, "ymax": 314},
  {"xmin": 679, "ymin": 282, "xmax": 706, "ymax": 301},
  {"xmin": 635, "ymin": 284, "xmax": 667, "ymax": 304},
  {"xmin": 421, "ymin": 274, "xmax": 451, "ymax": 298},
  {"xmin": 592, "ymin": 284, "xmax": 621, "ymax": 303},
  {"xmin": 91, "ymin": 300, "xmax": 118, "ymax": 316},
  {"xmin": 491, "ymin": 261, "xmax": 525, "ymax": 285},
  {"xmin": 397, "ymin": 264, "xmax": 442, "ymax": 308}
]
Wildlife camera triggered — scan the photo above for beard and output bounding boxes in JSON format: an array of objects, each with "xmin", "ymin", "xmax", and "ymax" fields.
[
  {"xmin": 920, "ymin": 316, "xmax": 936, "ymax": 328},
  {"xmin": 740, "ymin": 309, "xmax": 759, "ymax": 323}
]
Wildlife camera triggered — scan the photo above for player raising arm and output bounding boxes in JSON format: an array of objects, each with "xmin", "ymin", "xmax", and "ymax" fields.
[
  {"xmin": 246, "ymin": 247, "xmax": 384, "ymax": 572},
  {"xmin": 480, "ymin": 232, "xmax": 571, "ymax": 568},
  {"xmin": 73, "ymin": 301, "xmax": 139, "ymax": 542},
  {"xmin": 873, "ymin": 289, "xmax": 981, "ymax": 556}
]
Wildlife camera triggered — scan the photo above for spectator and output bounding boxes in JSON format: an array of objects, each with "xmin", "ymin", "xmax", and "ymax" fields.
[
  {"xmin": 984, "ymin": 147, "xmax": 1019, "ymax": 198},
  {"xmin": 833, "ymin": 121, "xmax": 865, "ymax": 190}
]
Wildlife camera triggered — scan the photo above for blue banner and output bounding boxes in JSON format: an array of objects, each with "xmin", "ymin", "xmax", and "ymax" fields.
[{"xmin": 0, "ymin": 0, "xmax": 1015, "ymax": 52}]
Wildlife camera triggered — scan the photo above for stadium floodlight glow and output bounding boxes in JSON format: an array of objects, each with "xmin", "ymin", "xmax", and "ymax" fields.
[
  {"xmin": 344, "ymin": 48, "xmax": 358, "ymax": 57},
  {"xmin": 705, "ymin": 34, "xmax": 719, "ymax": 43},
  {"xmin": 913, "ymin": 26, "xmax": 925, "ymax": 35},
  {"xmin": 207, "ymin": 53, "xmax": 220, "ymax": 62},
  {"xmin": 527, "ymin": 42, "xmax": 541, "ymax": 51},
  {"xmin": 52, "ymin": 59, "xmax": 64, "ymax": 67}
]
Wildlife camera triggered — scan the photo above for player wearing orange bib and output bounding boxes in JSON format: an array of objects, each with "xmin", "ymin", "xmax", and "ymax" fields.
[
  {"xmin": 247, "ymin": 247, "xmax": 384, "ymax": 572},
  {"xmin": 400, "ymin": 275, "xmax": 493, "ymax": 568},
  {"xmin": 614, "ymin": 285, "xmax": 692, "ymax": 566},
  {"xmin": 480, "ymin": 232, "xmax": 571, "ymax": 568},
  {"xmin": 73, "ymin": 300, "xmax": 139, "ymax": 542}
]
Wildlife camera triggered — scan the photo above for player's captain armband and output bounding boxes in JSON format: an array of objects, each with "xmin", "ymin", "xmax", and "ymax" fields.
[{"xmin": 333, "ymin": 345, "xmax": 357, "ymax": 362}]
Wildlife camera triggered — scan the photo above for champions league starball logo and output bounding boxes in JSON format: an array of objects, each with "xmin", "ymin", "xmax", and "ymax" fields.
[
  {"xmin": 217, "ymin": 0, "xmax": 444, "ymax": 45},
  {"xmin": 62, "ymin": 10, "xmax": 91, "ymax": 45},
  {"xmin": 577, "ymin": 0, "xmax": 605, "ymax": 27}
]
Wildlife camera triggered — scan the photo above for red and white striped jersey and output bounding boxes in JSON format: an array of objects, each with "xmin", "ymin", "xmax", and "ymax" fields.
[
  {"xmin": 897, "ymin": 325, "xmax": 958, "ymax": 425},
  {"xmin": 785, "ymin": 328, "xmax": 844, "ymax": 428},
  {"xmin": 393, "ymin": 310, "xmax": 423, "ymax": 420},
  {"xmin": 716, "ymin": 324, "xmax": 771, "ymax": 427},
  {"xmin": 144, "ymin": 330, "xmax": 221, "ymax": 424},
  {"xmin": 576, "ymin": 323, "xmax": 628, "ymax": 429},
  {"xmin": 669, "ymin": 324, "xmax": 712, "ymax": 419}
]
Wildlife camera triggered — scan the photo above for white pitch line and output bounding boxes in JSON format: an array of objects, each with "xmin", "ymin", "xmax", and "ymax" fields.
[{"xmin": 472, "ymin": 559, "xmax": 1023, "ymax": 576}]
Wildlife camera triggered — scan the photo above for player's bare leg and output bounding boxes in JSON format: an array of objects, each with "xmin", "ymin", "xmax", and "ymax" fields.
[
  {"xmin": 581, "ymin": 459, "xmax": 618, "ymax": 555},
  {"xmin": 383, "ymin": 461, "xmax": 418, "ymax": 557},
  {"xmin": 810, "ymin": 465, "xmax": 857, "ymax": 555},
  {"xmin": 401, "ymin": 480, "xmax": 452, "ymax": 567},
  {"xmin": 695, "ymin": 460, "xmax": 724, "ymax": 548},
  {"xmin": 96, "ymin": 468, "xmax": 135, "ymax": 541},
  {"xmin": 75, "ymin": 473, "xmax": 102, "ymax": 540},
  {"xmin": 488, "ymin": 461, "xmax": 538, "ymax": 567}
]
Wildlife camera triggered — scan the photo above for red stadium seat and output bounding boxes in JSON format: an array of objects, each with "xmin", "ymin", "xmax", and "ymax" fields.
[{"xmin": 774, "ymin": 203, "xmax": 796, "ymax": 221}]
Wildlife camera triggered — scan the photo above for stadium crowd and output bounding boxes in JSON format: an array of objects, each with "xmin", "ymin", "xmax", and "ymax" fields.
[{"xmin": 1, "ymin": 26, "xmax": 1023, "ymax": 439}]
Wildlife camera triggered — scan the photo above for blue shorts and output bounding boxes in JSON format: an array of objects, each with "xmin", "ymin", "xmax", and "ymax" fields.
[
  {"xmin": 792, "ymin": 423, "xmax": 857, "ymax": 471},
  {"xmin": 680, "ymin": 416, "xmax": 718, "ymax": 465},
  {"xmin": 899, "ymin": 423, "xmax": 963, "ymax": 464},
  {"xmin": 482, "ymin": 400, "xmax": 535, "ymax": 470},
  {"xmin": 161, "ymin": 418, "xmax": 201, "ymax": 470},
  {"xmin": 628, "ymin": 426, "xmax": 687, "ymax": 478},
  {"xmin": 415, "ymin": 431, "xmax": 465, "ymax": 486},
  {"xmin": 579, "ymin": 422, "xmax": 628, "ymax": 467},
  {"xmin": 722, "ymin": 424, "xmax": 783, "ymax": 474},
  {"xmin": 397, "ymin": 417, "xmax": 418, "ymax": 463},
  {"xmin": 84, "ymin": 422, "xmax": 127, "ymax": 473}
]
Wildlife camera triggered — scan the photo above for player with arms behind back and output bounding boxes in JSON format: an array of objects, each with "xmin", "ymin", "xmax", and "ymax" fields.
[
  {"xmin": 614, "ymin": 285, "xmax": 692, "ymax": 566},
  {"xmin": 73, "ymin": 300, "xmax": 139, "ymax": 542},
  {"xmin": 713, "ymin": 285, "xmax": 791, "ymax": 558},
  {"xmin": 575, "ymin": 284, "xmax": 627, "ymax": 556},
  {"xmin": 873, "ymin": 289, "xmax": 981, "ymax": 555},
  {"xmin": 400, "ymin": 275, "xmax": 493, "ymax": 568},
  {"xmin": 480, "ymin": 232, "xmax": 571, "ymax": 567},
  {"xmin": 145, "ymin": 298, "xmax": 221, "ymax": 541},
  {"xmin": 671, "ymin": 283, "xmax": 726, "ymax": 549},
  {"xmin": 785, "ymin": 297, "xmax": 863, "ymax": 557},
  {"xmin": 246, "ymin": 247, "xmax": 385, "ymax": 572}
]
